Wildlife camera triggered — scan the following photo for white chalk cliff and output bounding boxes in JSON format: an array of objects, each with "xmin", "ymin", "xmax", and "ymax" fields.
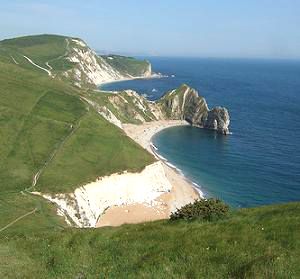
[
  {"xmin": 34, "ymin": 162, "xmax": 172, "ymax": 228},
  {"xmin": 63, "ymin": 38, "xmax": 152, "ymax": 87}
]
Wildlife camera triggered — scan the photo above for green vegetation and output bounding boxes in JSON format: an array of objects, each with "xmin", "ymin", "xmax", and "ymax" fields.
[
  {"xmin": 86, "ymin": 89, "xmax": 157, "ymax": 124},
  {"xmin": 157, "ymin": 84, "xmax": 188, "ymax": 118},
  {"xmin": 0, "ymin": 34, "xmax": 74, "ymax": 73},
  {"xmin": 0, "ymin": 34, "xmax": 299, "ymax": 278},
  {"xmin": 170, "ymin": 199, "xmax": 229, "ymax": 221},
  {"xmin": 101, "ymin": 54, "xmax": 151, "ymax": 77},
  {"xmin": 37, "ymin": 109, "xmax": 155, "ymax": 193},
  {"xmin": 0, "ymin": 202, "xmax": 299, "ymax": 278},
  {"xmin": 0, "ymin": 36, "xmax": 155, "ymax": 193},
  {"xmin": 0, "ymin": 35, "xmax": 155, "ymax": 244}
]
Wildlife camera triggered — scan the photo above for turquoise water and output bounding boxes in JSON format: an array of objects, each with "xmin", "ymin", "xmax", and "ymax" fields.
[{"xmin": 101, "ymin": 58, "xmax": 300, "ymax": 207}]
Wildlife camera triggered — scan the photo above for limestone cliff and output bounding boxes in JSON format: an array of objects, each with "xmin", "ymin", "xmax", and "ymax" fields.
[
  {"xmin": 157, "ymin": 84, "xmax": 230, "ymax": 134},
  {"xmin": 63, "ymin": 39, "xmax": 153, "ymax": 88},
  {"xmin": 0, "ymin": 34, "xmax": 153, "ymax": 88},
  {"xmin": 87, "ymin": 84, "xmax": 230, "ymax": 134}
]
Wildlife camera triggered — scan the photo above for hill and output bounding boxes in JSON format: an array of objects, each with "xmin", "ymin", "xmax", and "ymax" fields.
[
  {"xmin": 0, "ymin": 34, "xmax": 152, "ymax": 88},
  {"xmin": 1, "ymin": 202, "xmax": 299, "ymax": 278},
  {"xmin": 0, "ymin": 34, "xmax": 156, "ymax": 229},
  {"xmin": 85, "ymin": 84, "xmax": 230, "ymax": 134}
]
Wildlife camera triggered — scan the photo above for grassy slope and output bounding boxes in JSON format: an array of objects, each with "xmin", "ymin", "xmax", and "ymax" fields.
[
  {"xmin": 0, "ymin": 34, "xmax": 74, "ymax": 73},
  {"xmin": 0, "ymin": 35, "xmax": 155, "ymax": 246},
  {"xmin": 101, "ymin": 54, "xmax": 150, "ymax": 76},
  {"xmin": 86, "ymin": 89, "xmax": 157, "ymax": 124},
  {"xmin": 0, "ymin": 202, "xmax": 299, "ymax": 278},
  {"xmin": 37, "ymin": 109, "xmax": 155, "ymax": 193},
  {"xmin": 0, "ymin": 38, "xmax": 155, "ymax": 194}
]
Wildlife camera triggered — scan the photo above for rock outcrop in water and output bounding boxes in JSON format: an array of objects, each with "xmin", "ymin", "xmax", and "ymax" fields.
[
  {"xmin": 205, "ymin": 107, "xmax": 230, "ymax": 135},
  {"xmin": 157, "ymin": 84, "xmax": 230, "ymax": 134}
]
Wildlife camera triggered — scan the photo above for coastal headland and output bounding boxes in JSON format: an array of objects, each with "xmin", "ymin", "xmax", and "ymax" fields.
[
  {"xmin": 0, "ymin": 34, "xmax": 229, "ymax": 228},
  {"xmin": 97, "ymin": 120, "xmax": 201, "ymax": 227}
]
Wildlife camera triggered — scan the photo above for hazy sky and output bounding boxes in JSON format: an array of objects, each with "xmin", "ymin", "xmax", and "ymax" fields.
[{"xmin": 1, "ymin": 0, "xmax": 300, "ymax": 59}]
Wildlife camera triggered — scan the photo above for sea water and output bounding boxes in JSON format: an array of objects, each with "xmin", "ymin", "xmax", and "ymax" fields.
[{"xmin": 100, "ymin": 57, "xmax": 300, "ymax": 207}]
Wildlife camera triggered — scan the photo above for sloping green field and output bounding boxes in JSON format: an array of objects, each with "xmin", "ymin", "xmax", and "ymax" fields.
[
  {"xmin": 0, "ymin": 34, "xmax": 74, "ymax": 73},
  {"xmin": 0, "ymin": 35, "xmax": 155, "ymax": 246},
  {"xmin": 0, "ymin": 61, "xmax": 154, "ymax": 194},
  {"xmin": 101, "ymin": 54, "xmax": 151, "ymax": 77},
  {"xmin": 0, "ymin": 202, "xmax": 299, "ymax": 278}
]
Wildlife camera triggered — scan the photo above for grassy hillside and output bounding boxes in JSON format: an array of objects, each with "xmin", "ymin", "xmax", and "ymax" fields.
[
  {"xmin": 85, "ymin": 89, "xmax": 158, "ymax": 124},
  {"xmin": 101, "ymin": 54, "xmax": 151, "ymax": 77},
  {"xmin": 0, "ymin": 61, "xmax": 154, "ymax": 194},
  {"xmin": 0, "ymin": 35, "xmax": 155, "ymax": 244},
  {"xmin": 0, "ymin": 202, "xmax": 299, "ymax": 278},
  {"xmin": 0, "ymin": 34, "xmax": 153, "ymax": 89},
  {"xmin": 0, "ymin": 34, "xmax": 74, "ymax": 73}
]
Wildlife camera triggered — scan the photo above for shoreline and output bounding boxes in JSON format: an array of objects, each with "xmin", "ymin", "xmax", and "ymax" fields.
[
  {"xmin": 96, "ymin": 121, "xmax": 202, "ymax": 227},
  {"xmin": 150, "ymin": 144, "xmax": 204, "ymax": 198},
  {"xmin": 97, "ymin": 73, "xmax": 166, "ymax": 88},
  {"xmin": 96, "ymin": 74, "xmax": 207, "ymax": 199},
  {"xmin": 123, "ymin": 120, "xmax": 204, "ymax": 198}
]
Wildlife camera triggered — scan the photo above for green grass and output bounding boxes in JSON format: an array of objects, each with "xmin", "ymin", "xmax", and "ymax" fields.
[
  {"xmin": 0, "ymin": 34, "xmax": 67, "ymax": 64},
  {"xmin": 0, "ymin": 39, "xmax": 155, "ymax": 241},
  {"xmin": 0, "ymin": 202, "xmax": 299, "ymax": 278},
  {"xmin": 101, "ymin": 54, "xmax": 150, "ymax": 77},
  {"xmin": 0, "ymin": 34, "xmax": 76, "ymax": 76},
  {"xmin": 85, "ymin": 90, "xmax": 142, "ymax": 124},
  {"xmin": 86, "ymin": 90, "xmax": 157, "ymax": 124},
  {"xmin": 36, "ymin": 109, "xmax": 155, "ymax": 193},
  {"xmin": 0, "ymin": 57, "xmax": 154, "ymax": 194}
]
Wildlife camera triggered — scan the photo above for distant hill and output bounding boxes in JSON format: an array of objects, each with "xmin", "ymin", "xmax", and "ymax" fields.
[{"xmin": 0, "ymin": 34, "xmax": 152, "ymax": 88}]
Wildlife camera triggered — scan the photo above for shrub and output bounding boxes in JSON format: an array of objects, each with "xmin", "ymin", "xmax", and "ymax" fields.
[{"xmin": 170, "ymin": 198, "xmax": 229, "ymax": 221}]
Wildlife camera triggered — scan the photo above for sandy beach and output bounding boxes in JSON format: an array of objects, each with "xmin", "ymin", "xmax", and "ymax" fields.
[
  {"xmin": 122, "ymin": 120, "xmax": 189, "ymax": 153},
  {"xmin": 96, "ymin": 120, "xmax": 201, "ymax": 227},
  {"xmin": 97, "ymin": 73, "xmax": 165, "ymax": 87}
]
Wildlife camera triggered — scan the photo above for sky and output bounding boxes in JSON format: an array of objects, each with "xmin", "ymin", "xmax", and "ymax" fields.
[{"xmin": 0, "ymin": 0, "xmax": 300, "ymax": 59}]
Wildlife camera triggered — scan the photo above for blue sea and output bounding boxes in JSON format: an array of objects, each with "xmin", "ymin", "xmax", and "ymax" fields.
[{"xmin": 101, "ymin": 57, "xmax": 300, "ymax": 207}]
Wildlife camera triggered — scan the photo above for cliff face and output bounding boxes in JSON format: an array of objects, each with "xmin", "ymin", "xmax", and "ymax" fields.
[
  {"xmin": 205, "ymin": 107, "xmax": 230, "ymax": 135},
  {"xmin": 157, "ymin": 84, "xmax": 230, "ymax": 134},
  {"xmin": 0, "ymin": 34, "xmax": 153, "ymax": 88},
  {"xmin": 88, "ymin": 84, "xmax": 230, "ymax": 134},
  {"xmin": 64, "ymin": 40, "xmax": 152, "ymax": 87},
  {"xmin": 101, "ymin": 55, "xmax": 152, "ymax": 78}
]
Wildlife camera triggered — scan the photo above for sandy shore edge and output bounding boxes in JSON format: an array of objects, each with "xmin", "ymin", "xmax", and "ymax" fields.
[
  {"xmin": 96, "ymin": 120, "xmax": 201, "ymax": 227},
  {"xmin": 123, "ymin": 120, "xmax": 203, "ymax": 197},
  {"xmin": 97, "ymin": 73, "xmax": 165, "ymax": 88}
]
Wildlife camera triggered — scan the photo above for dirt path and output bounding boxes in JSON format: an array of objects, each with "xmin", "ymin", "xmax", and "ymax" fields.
[
  {"xmin": 23, "ymin": 55, "xmax": 52, "ymax": 76},
  {"xmin": 0, "ymin": 208, "xmax": 37, "ymax": 233},
  {"xmin": 45, "ymin": 38, "xmax": 70, "ymax": 71},
  {"xmin": 10, "ymin": 55, "xmax": 19, "ymax": 65},
  {"xmin": 30, "ymin": 110, "xmax": 87, "ymax": 189}
]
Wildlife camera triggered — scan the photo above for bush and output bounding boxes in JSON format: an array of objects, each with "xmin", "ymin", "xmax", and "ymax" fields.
[{"xmin": 170, "ymin": 198, "xmax": 229, "ymax": 221}]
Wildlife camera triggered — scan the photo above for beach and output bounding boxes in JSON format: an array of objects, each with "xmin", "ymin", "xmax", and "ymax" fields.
[
  {"xmin": 97, "ymin": 73, "xmax": 165, "ymax": 87},
  {"xmin": 96, "ymin": 120, "xmax": 201, "ymax": 227}
]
